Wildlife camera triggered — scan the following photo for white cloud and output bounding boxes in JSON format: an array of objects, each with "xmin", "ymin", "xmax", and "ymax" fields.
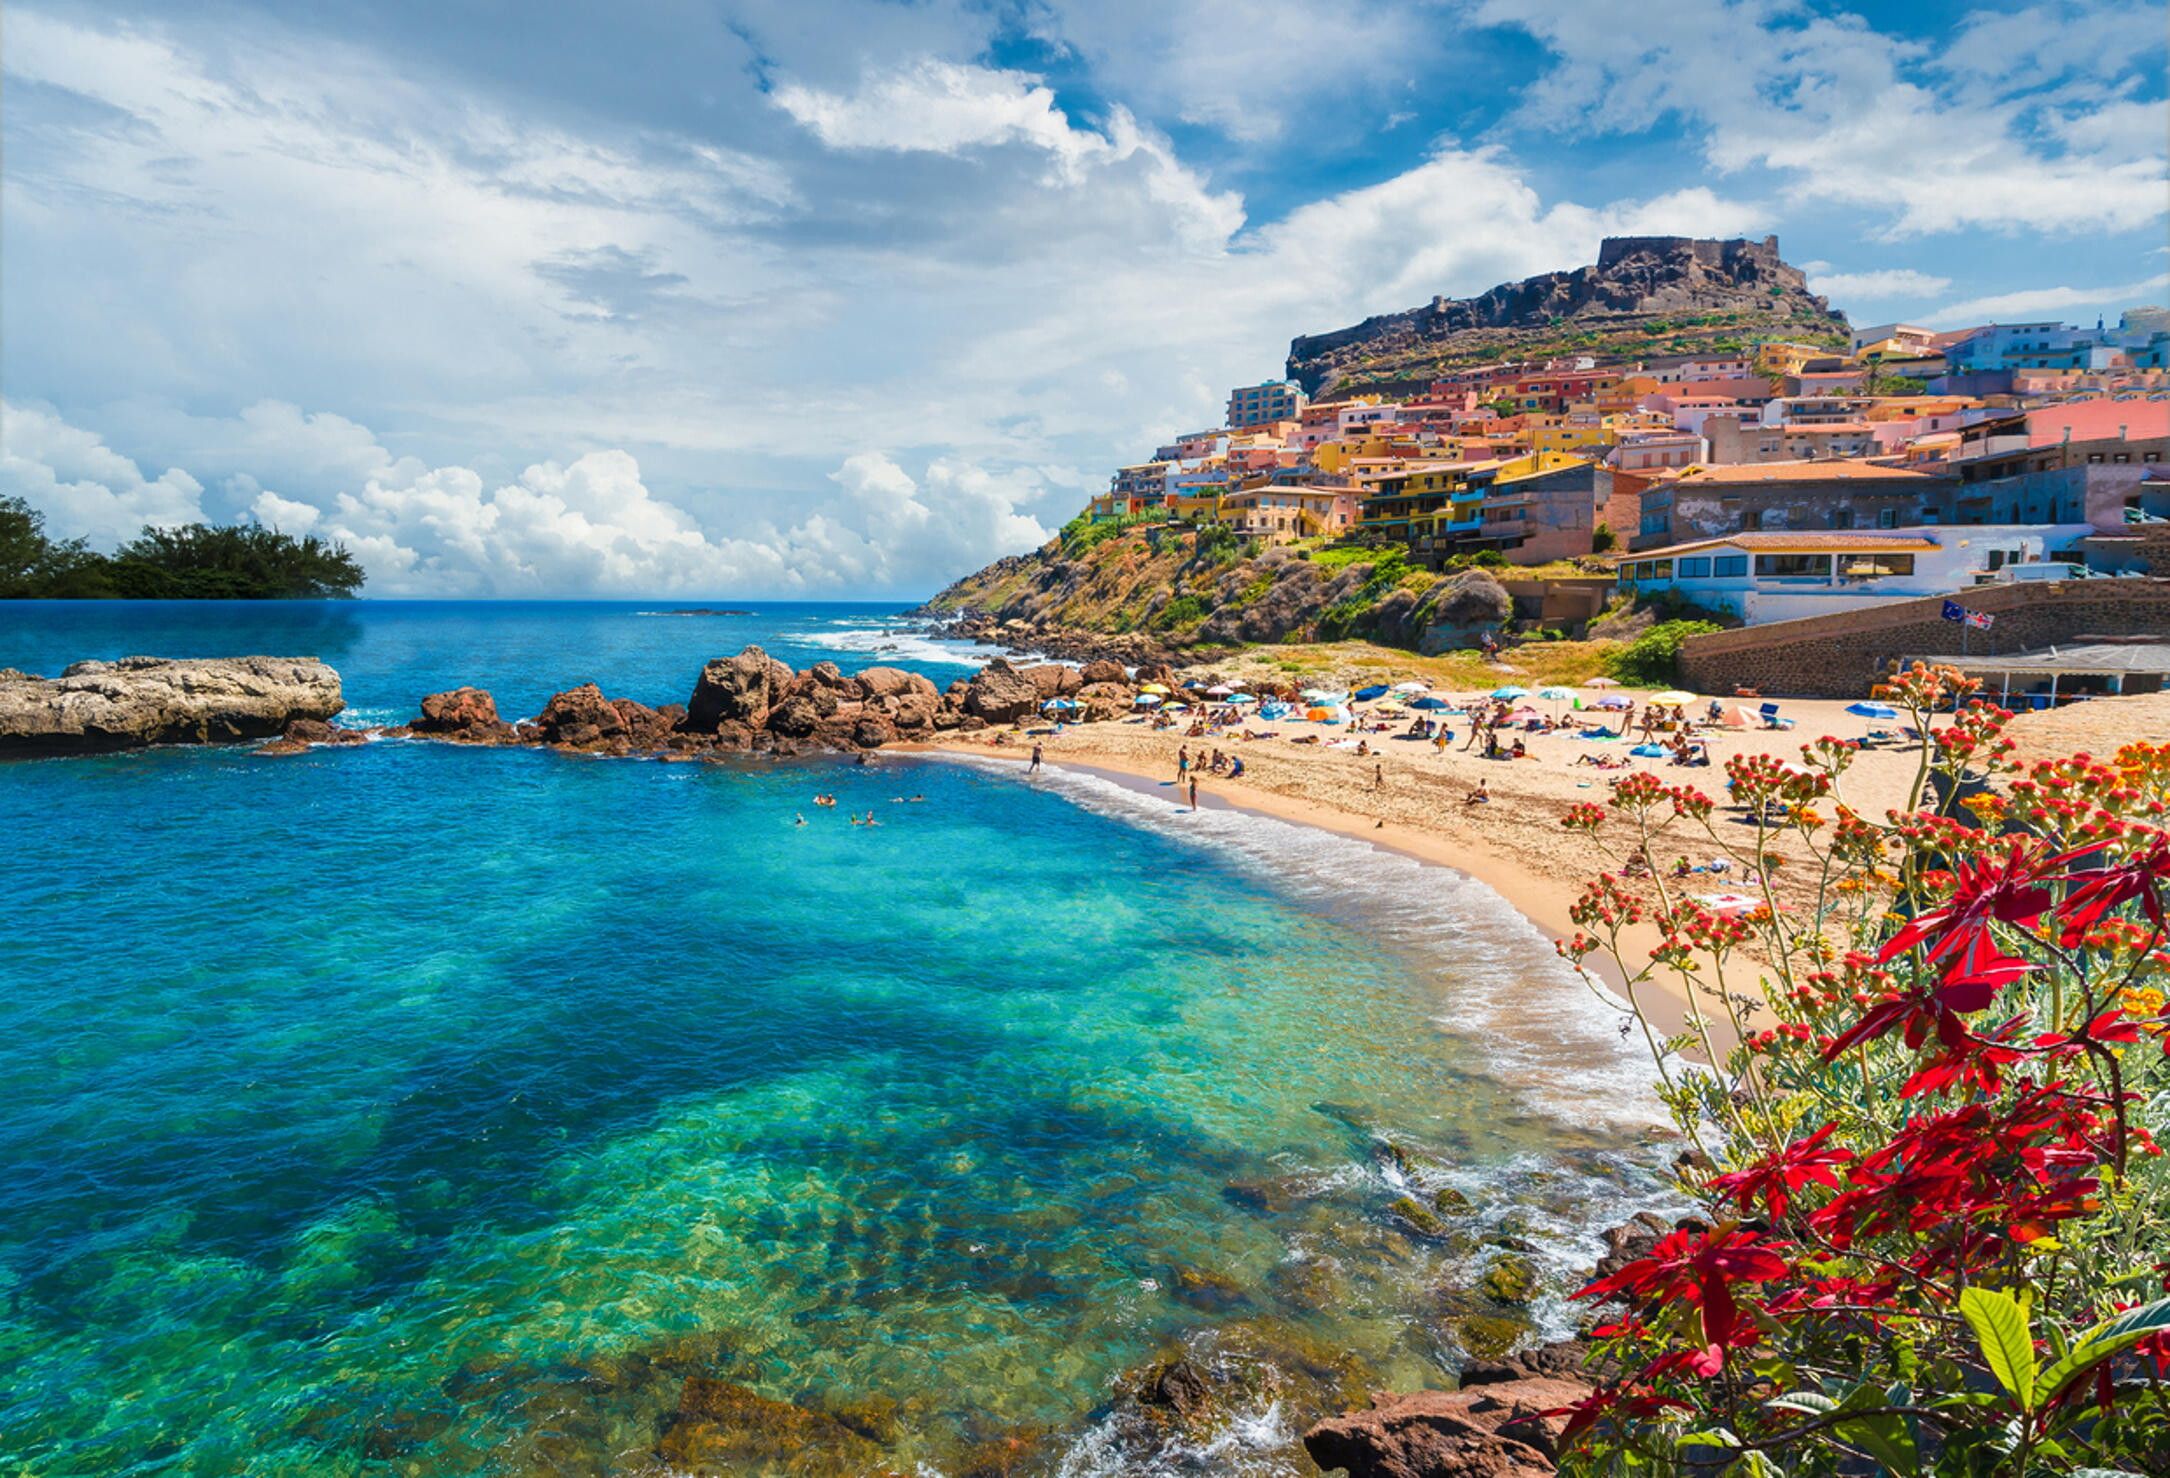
[
  {"xmin": 1805, "ymin": 267, "xmax": 1953, "ymax": 302},
  {"xmin": 1478, "ymin": 0, "xmax": 2169, "ymax": 239},
  {"xmin": 1924, "ymin": 273, "xmax": 2170, "ymax": 328},
  {"xmin": 1, "ymin": 400, "xmax": 205, "ymax": 543}
]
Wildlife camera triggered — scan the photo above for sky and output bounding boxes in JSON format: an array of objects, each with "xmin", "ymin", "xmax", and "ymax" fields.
[{"xmin": 2, "ymin": 0, "xmax": 2165, "ymax": 598}]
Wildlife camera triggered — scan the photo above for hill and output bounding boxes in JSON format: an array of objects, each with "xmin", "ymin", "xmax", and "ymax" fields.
[
  {"xmin": 1286, "ymin": 235, "xmax": 1848, "ymax": 395},
  {"xmin": 920, "ymin": 520, "xmax": 1528, "ymax": 659}
]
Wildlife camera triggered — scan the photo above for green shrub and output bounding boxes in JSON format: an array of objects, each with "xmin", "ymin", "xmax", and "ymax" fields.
[
  {"xmin": 1591, "ymin": 521, "xmax": 1617, "ymax": 553},
  {"xmin": 1058, "ymin": 510, "xmax": 1158, "ymax": 555},
  {"xmin": 1603, "ymin": 618, "xmax": 1720, "ymax": 685},
  {"xmin": 1154, "ymin": 594, "xmax": 1209, "ymax": 631}
]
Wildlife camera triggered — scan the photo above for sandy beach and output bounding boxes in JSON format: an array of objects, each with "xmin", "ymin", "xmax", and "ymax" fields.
[{"xmin": 910, "ymin": 682, "xmax": 2169, "ymax": 1053}]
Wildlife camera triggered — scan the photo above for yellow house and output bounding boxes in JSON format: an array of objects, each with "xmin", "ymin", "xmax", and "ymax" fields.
[
  {"xmin": 1529, "ymin": 422, "xmax": 1615, "ymax": 456},
  {"xmin": 1755, "ymin": 342, "xmax": 1832, "ymax": 377},
  {"xmin": 1167, "ymin": 492, "xmax": 1222, "ymax": 523}
]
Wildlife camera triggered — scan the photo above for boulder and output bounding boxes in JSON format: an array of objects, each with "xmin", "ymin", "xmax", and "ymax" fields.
[
  {"xmin": 686, "ymin": 646, "xmax": 795, "ymax": 731},
  {"xmin": 962, "ymin": 659, "xmax": 1042, "ymax": 725},
  {"xmin": 416, "ymin": 686, "xmax": 503, "ymax": 734},
  {"xmin": 1080, "ymin": 658, "xmax": 1127, "ymax": 686},
  {"xmin": 767, "ymin": 694, "xmax": 821, "ymax": 739},
  {"xmin": 857, "ymin": 665, "xmax": 916, "ymax": 700},
  {"xmin": 0, "ymin": 656, "xmax": 344, "ymax": 756},
  {"xmin": 532, "ymin": 683, "xmax": 629, "ymax": 748},
  {"xmin": 801, "ymin": 660, "xmax": 867, "ymax": 700},
  {"xmin": 890, "ymin": 692, "xmax": 941, "ymax": 732},
  {"xmin": 1023, "ymin": 663, "xmax": 1081, "ymax": 698},
  {"xmin": 282, "ymin": 718, "xmax": 368, "ymax": 747},
  {"xmin": 656, "ymin": 1377, "xmax": 890, "ymax": 1477},
  {"xmin": 1303, "ymin": 1378, "xmax": 1591, "ymax": 1478}
]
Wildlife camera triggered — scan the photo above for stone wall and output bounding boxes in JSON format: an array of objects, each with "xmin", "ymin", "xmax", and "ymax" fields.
[{"xmin": 1679, "ymin": 578, "xmax": 2170, "ymax": 698}]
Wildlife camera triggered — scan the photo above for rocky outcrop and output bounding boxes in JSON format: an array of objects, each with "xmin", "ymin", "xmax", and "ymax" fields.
[
  {"xmin": 686, "ymin": 646, "xmax": 796, "ymax": 731},
  {"xmin": 1287, "ymin": 235, "xmax": 1847, "ymax": 394},
  {"xmin": 411, "ymin": 686, "xmax": 517, "ymax": 743},
  {"xmin": 0, "ymin": 656, "xmax": 344, "ymax": 756},
  {"xmin": 1303, "ymin": 1378, "xmax": 1588, "ymax": 1478},
  {"xmin": 962, "ymin": 658, "xmax": 1045, "ymax": 725}
]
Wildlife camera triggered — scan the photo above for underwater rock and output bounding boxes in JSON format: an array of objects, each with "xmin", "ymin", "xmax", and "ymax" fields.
[
  {"xmin": 657, "ymin": 1377, "xmax": 898, "ymax": 1477},
  {"xmin": 0, "ymin": 655, "xmax": 344, "ymax": 755},
  {"xmin": 1388, "ymin": 1196, "xmax": 1449, "ymax": 1240},
  {"xmin": 1169, "ymin": 1265, "xmax": 1249, "ymax": 1312},
  {"xmin": 1477, "ymin": 1254, "xmax": 1541, "ymax": 1307}
]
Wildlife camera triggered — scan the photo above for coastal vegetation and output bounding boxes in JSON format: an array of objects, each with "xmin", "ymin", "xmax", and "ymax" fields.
[
  {"xmin": 1554, "ymin": 664, "xmax": 2170, "ymax": 1474},
  {"xmin": 0, "ymin": 496, "xmax": 364, "ymax": 599}
]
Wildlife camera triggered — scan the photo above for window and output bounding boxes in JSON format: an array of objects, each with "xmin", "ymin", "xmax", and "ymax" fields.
[
  {"xmin": 1879, "ymin": 554, "xmax": 1915, "ymax": 576},
  {"xmin": 1652, "ymin": 559, "xmax": 1674, "ymax": 579},
  {"xmin": 1832, "ymin": 509, "xmax": 1855, "ymax": 530},
  {"xmin": 1714, "ymin": 555, "xmax": 1748, "ymax": 578},
  {"xmin": 1743, "ymin": 510, "xmax": 1763, "ymax": 531},
  {"xmin": 1678, "ymin": 556, "xmax": 1712, "ymax": 579},
  {"xmin": 1878, "ymin": 507, "xmax": 1899, "ymax": 528},
  {"xmin": 1754, "ymin": 553, "xmax": 1832, "ymax": 578}
]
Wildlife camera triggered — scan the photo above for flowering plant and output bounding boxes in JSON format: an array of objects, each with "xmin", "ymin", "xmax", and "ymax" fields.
[{"xmin": 1554, "ymin": 664, "xmax": 2170, "ymax": 1475}]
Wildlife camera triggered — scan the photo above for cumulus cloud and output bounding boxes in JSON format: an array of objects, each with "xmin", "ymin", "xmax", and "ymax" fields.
[
  {"xmin": 3, "ymin": 400, "xmax": 1052, "ymax": 597},
  {"xmin": 1, "ymin": 400, "xmax": 205, "ymax": 543}
]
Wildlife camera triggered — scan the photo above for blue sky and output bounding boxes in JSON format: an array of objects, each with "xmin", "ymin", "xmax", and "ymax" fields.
[{"xmin": 3, "ymin": 0, "xmax": 2165, "ymax": 596}]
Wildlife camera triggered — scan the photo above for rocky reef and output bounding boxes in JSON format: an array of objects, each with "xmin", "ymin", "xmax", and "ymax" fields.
[{"xmin": 0, "ymin": 656, "xmax": 344, "ymax": 756}]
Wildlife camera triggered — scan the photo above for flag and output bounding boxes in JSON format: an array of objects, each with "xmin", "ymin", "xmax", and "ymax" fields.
[
  {"xmin": 1941, "ymin": 599, "xmax": 1965, "ymax": 623},
  {"xmin": 1965, "ymin": 610, "xmax": 1994, "ymax": 630}
]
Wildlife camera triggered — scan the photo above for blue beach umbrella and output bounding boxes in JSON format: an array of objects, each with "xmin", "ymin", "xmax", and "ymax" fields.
[
  {"xmin": 1041, "ymin": 697, "xmax": 1077, "ymax": 711},
  {"xmin": 1845, "ymin": 701, "xmax": 1899, "ymax": 720},
  {"xmin": 1354, "ymin": 684, "xmax": 1390, "ymax": 701},
  {"xmin": 1630, "ymin": 743, "xmax": 1667, "ymax": 757},
  {"xmin": 1491, "ymin": 685, "xmax": 1529, "ymax": 700},
  {"xmin": 1227, "ymin": 693, "xmax": 1258, "ymax": 705},
  {"xmin": 1410, "ymin": 696, "xmax": 1450, "ymax": 711},
  {"xmin": 1133, "ymin": 693, "xmax": 1162, "ymax": 706}
]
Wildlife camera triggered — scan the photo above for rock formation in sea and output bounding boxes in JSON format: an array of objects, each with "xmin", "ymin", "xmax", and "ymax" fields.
[{"xmin": 0, "ymin": 656, "xmax": 344, "ymax": 756}]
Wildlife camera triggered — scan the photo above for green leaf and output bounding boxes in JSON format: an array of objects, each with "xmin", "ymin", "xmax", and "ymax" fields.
[
  {"xmin": 2035, "ymin": 1295, "xmax": 2170, "ymax": 1408},
  {"xmin": 1725, "ymin": 1453, "xmax": 1783, "ymax": 1478},
  {"xmin": 1765, "ymin": 1391, "xmax": 1836, "ymax": 1416},
  {"xmin": 1959, "ymin": 1286, "xmax": 2037, "ymax": 1410},
  {"xmin": 1835, "ymin": 1410, "xmax": 1917, "ymax": 1475}
]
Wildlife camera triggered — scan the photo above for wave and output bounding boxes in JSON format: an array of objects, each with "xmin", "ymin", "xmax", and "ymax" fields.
[
  {"xmin": 939, "ymin": 754, "xmax": 1668, "ymax": 1133},
  {"xmin": 794, "ymin": 620, "xmax": 1025, "ymax": 670}
]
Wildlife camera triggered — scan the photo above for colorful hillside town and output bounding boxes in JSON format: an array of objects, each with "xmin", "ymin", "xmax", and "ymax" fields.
[{"xmin": 1082, "ymin": 308, "xmax": 2170, "ymax": 628}]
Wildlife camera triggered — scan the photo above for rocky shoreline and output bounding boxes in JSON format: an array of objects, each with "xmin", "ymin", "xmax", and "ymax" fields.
[
  {"xmin": 254, "ymin": 644, "xmax": 1187, "ymax": 760},
  {"xmin": 0, "ymin": 656, "xmax": 345, "ymax": 756}
]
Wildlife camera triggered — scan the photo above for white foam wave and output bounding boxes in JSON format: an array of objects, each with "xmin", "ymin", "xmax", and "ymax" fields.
[
  {"xmin": 940, "ymin": 754, "xmax": 1669, "ymax": 1131},
  {"xmin": 794, "ymin": 621, "xmax": 1017, "ymax": 670}
]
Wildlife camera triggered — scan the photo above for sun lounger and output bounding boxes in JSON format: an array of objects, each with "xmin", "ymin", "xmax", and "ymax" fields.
[{"xmin": 1758, "ymin": 702, "xmax": 1794, "ymax": 730}]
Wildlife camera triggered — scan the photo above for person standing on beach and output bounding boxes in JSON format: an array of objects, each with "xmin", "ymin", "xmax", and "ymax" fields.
[
  {"xmin": 1188, "ymin": 776, "xmax": 1199, "ymax": 810},
  {"xmin": 1177, "ymin": 745, "xmax": 1190, "ymax": 782},
  {"xmin": 1029, "ymin": 742, "xmax": 1043, "ymax": 774},
  {"xmin": 1374, "ymin": 761, "xmax": 1384, "ymax": 792}
]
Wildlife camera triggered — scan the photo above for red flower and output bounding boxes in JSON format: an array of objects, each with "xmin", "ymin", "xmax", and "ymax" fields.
[
  {"xmin": 1706, "ymin": 1123, "xmax": 1851, "ymax": 1221},
  {"xmin": 1877, "ymin": 838, "xmax": 2051, "ymax": 1010},
  {"xmin": 1577, "ymin": 1225, "xmax": 1790, "ymax": 1353},
  {"xmin": 2057, "ymin": 832, "xmax": 2170, "ymax": 946}
]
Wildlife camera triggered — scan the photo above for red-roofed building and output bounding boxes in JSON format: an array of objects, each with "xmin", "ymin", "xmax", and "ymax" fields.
[{"xmin": 2026, "ymin": 399, "xmax": 2170, "ymax": 448}]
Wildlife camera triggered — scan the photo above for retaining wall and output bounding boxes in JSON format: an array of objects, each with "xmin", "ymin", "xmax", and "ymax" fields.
[{"xmin": 1678, "ymin": 579, "xmax": 2170, "ymax": 698}]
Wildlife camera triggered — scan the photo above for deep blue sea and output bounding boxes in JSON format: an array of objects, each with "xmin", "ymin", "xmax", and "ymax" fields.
[{"xmin": 0, "ymin": 601, "xmax": 1665, "ymax": 1476}]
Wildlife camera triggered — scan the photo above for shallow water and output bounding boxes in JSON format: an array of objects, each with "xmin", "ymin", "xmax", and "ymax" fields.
[{"xmin": 0, "ymin": 601, "xmax": 1668, "ymax": 1475}]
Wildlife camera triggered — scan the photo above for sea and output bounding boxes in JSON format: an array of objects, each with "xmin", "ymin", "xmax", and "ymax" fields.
[{"xmin": 0, "ymin": 600, "xmax": 1671, "ymax": 1476}]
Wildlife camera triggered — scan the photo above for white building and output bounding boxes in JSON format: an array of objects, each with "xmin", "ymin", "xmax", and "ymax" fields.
[{"xmin": 1615, "ymin": 525, "xmax": 2094, "ymax": 624}]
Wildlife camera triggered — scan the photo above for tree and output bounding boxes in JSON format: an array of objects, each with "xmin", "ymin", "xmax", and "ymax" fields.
[
  {"xmin": 1592, "ymin": 522, "xmax": 1618, "ymax": 554},
  {"xmin": 0, "ymin": 498, "xmax": 365, "ymax": 599}
]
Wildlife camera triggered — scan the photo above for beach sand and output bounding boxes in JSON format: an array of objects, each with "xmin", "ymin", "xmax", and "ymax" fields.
[{"xmin": 908, "ymin": 685, "xmax": 2155, "ymax": 1054}]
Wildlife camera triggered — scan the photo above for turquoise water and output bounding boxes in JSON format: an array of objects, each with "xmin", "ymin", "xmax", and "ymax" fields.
[{"xmin": 0, "ymin": 602, "xmax": 1665, "ymax": 1475}]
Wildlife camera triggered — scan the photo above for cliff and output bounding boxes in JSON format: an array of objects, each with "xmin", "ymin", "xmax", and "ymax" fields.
[{"xmin": 1287, "ymin": 235, "xmax": 1848, "ymax": 395}]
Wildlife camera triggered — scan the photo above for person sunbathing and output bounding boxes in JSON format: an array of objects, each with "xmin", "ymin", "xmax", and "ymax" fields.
[
  {"xmin": 1464, "ymin": 782, "xmax": 1490, "ymax": 806},
  {"xmin": 1509, "ymin": 738, "xmax": 1528, "ymax": 759}
]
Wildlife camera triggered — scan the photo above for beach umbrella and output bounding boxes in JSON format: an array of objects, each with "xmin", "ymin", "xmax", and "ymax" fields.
[
  {"xmin": 1651, "ymin": 689, "xmax": 1696, "ymax": 706},
  {"xmin": 1227, "ymin": 692, "xmax": 1258, "ymax": 705},
  {"xmin": 1537, "ymin": 684, "xmax": 1576, "ymax": 717},
  {"xmin": 1041, "ymin": 697, "xmax": 1077, "ymax": 711},
  {"xmin": 1596, "ymin": 695, "xmax": 1632, "ymax": 711},
  {"xmin": 1133, "ymin": 693, "xmax": 1162, "ymax": 706},
  {"xmin": 1630, "ymin": 743, "xmax": 1667, "ymax": 757},
  {"xmin": 1585, "ymin": 677, "xmax": 1620, "ymax": 689},
  {"xmin": 1391, "ymin": 680, "xmax": 1430, "ymax": 693},
  {"xmin": 1138, "ymin": 682, "xmax": 1170, "ymax": 695},
  {"xmin": 1410, "ymin": 696, "xmax": 1450, "ymax": 711},
  {"xmin": 1181, "ymin": 678, "xmax": 1206, "ymax": 689},
  {"xmin": 1845, "ymin": 701, "xmax": 1899, "ymax": 721},
  {"xmin": 1206, "ymin": 683, "xmax": 1236, "ymax": 696},
  {"xmin": 1720, "ymin": 706, "xmax": 1754, "ymax": 729},
  {"xmin": 1354, "ymin": 684, "xmax": 1390, "ymax": 701},
  {"xmin": 1305, "ymin": 704, "xmax": 1351, "ymax": 724},
  {"xmin": 1491, "ymin": 685, "xmax": 1529, "ymax": 701}
]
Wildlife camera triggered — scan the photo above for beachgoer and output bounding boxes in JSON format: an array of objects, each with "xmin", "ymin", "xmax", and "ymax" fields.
[
  {"xmin": 794, "ymin": 813, "xmax": 807, "ymax": 827},
  {"xmin": 1374, "ymin": 761, "xmax": 1384, "ymax": 791},
  {"xmin": 1464, "ymin": 782, "xmax": 1490, "ymax": 806},
  {"xmin": 1029, "ymin": 743, "xmax": 1043, "ymax": 774},
  {"xmin": 1177, "ymin": 746, "xmax": 1190, "ymax": 780},
  {"xmin": 1188, "ymin": 776, "xmax": 1199, "ymax": 809},
  {"xmin": 1509, "ymin": 737, "xmax": 1527, "ymax": 759},
  {"xmin": 1228, "ymin": 756, "xmax": 1245, "ymax": 778}
]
